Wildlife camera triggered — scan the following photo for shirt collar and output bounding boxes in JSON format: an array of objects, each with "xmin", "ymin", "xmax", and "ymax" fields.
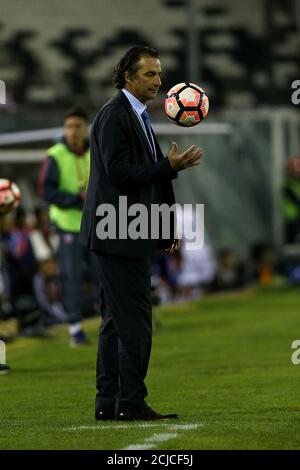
[{"xmin": 122, "ymin": 88, "xmax": 146, "ymax": 116}]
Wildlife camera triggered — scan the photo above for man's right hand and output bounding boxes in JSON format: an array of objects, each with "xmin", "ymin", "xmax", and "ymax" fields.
[{"xmin": 167, "ymin": 141, "xmax": 204, "ymax": 172}]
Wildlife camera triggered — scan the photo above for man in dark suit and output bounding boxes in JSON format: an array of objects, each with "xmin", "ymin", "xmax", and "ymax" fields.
[{"xmin": 80, "ymin": 46, "xmax": 203, "ymax": 421}]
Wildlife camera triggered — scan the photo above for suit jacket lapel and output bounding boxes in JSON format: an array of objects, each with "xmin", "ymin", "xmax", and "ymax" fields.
[
  {"xmin": 118, "ymin": 91, "xmax": 156, "ymax": 162},
  {"xmin": 151, "ymin": 130, "xmax": 164, "ymax": 162}
]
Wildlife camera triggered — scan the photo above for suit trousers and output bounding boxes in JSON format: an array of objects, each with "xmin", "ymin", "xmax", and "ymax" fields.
[{"xmin": 93, "ymin": 253, "xmax": 152, "ymax": 411}]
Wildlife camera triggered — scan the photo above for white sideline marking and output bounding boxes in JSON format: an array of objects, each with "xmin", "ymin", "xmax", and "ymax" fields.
[
  {"xmin": 63, "ymin": 423, "xmax": 202, "ymax": 451},
  {"xmin": 168, "ymin": 424, "xmax": 200, "ymax": 431},
  {"xmin": 65, "ymin": 423, "xmax": 202, "ymax": 431},
  {"xmin": 124, "ymin": 433, "xmax": 178, "ymax": 450},
  {"xmin": 65, "ymin": 424, "xmax": 162, "ymax": 431},
  {"xmin": 145, "ymin": 433, "xmax": 179, "ymax": 443},
  {"xmin": 121, "ymin": 425, "xmax": 202, "ymax": 451},
  {"xmin": 123, "ymin": 444, "xmax": 153, "ymax": 450}
]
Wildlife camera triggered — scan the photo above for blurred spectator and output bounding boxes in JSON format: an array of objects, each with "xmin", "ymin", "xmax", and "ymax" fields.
[
  {"xmin": 249, "ymin": 243, "xmax": 273, "ymax": 286},
  {"xmin": 209, "ymin": 248, "xmax": 246, "ymax": 292},
  {"xmin": 153, "ymin": 240, "xmax": 216, "ymax": 303},
  {"xmin": 174, "ymin": 239, "xmax": 216, "ymax": 297},
  {"xmin": 282, "ymin": 157, "xmax": 300, "ymax": 244},
  {"xmin": 38, "ymin": 107, "xmax": 93, "ymax": 346},
  {"xmin": 29, "ymin": 205, "xmax": 59, "ymax": 262},
  {"xmin": 0, "ymin": 208, "xmax": 44, "ymax": 337},
  {"xmin": 7, "ymin": 207, "xmax": 37, "ymax": 298},
  {"xmin": 152, "ymin": 204, "xmax": 217, "ymax": 302},
  {"xmin": 0, "ymin": 214, "xmax": 13, "ymax": 320},
  {"xmin": 172, "ymin": 206, "xmax": 216, "ymax": 301},
  {"xmin": 33, "ymin": 258, "xmax": 68, "ymax": 326}
]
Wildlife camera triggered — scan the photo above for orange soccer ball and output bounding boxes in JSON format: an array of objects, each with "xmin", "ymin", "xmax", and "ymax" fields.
[{"xmin": 164, "ymin": 82, "xmax": 209, "ymax": 127}]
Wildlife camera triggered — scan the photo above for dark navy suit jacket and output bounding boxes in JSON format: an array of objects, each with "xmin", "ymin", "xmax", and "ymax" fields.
[{"xmin": 79, "ymin": 91, "xmax": 177, "ymax": 258}]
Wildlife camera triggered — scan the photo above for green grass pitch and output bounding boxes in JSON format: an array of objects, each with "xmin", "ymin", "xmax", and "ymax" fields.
[{"xmin": 1, "ymin": 286, "xmax": 300, "ymax": 450}]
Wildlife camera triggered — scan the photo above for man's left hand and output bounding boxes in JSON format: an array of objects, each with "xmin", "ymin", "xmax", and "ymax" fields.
[{"xmin": 162, "ymin": 238, "xmax": 181, "ymax": 255}]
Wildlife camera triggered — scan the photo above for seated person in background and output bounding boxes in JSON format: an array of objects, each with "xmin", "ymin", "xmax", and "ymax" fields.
[
  {"xmin": 8, "ymin": 207, "xmax": 37, "ymax": 298},
  {"xmin": 153, "ymin": 238, "xmax": 216, "ymax": 303},
  {"xmin": 174, "ymin": 238, "xmax": 216, "ymax": 300},
  {"xmin": 33, "ymin": 258, "xmax": 68, "ymax": 326},
  {"xmin": 29, "ymin": 205, "xmax": 59, "ymax": 262},
  {"xmin": 156, "ymin": 205, "xmax": 217, "ymax": 302},
  {"xmin": 3, "ymin": 208, "xmax": 44, "ymax": 336}
]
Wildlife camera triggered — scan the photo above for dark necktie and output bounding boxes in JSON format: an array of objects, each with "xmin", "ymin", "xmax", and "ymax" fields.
[{"xmin": 141, "ymin": 109, "xmax": 157, "ymax": 161}]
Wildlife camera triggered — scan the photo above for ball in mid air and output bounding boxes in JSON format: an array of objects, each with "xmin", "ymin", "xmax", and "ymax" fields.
[
  {"xmin": 164, "ymin": 82, "xmax": 209, "ymax": 127},
  {"xmin": 0, "ymin": 179, "xmax": 21, "ymax": 215}
]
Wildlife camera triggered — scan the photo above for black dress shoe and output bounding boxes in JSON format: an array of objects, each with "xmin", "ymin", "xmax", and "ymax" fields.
[
  {"xmin": 95, "ymin": 407, "xmax": 115, "ymax": 421},
  {"xmin": 0, "ymin": 363, "xmax": 11, "ymax": 375},
  {"xmin": 116, "ymin": 404, "xmax": 179, "ymax": 421}
]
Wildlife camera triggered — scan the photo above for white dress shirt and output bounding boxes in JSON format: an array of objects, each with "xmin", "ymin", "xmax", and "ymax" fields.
[{"xmin": 121, "ymin": 88, "xmax": 157, "ymax": 161}]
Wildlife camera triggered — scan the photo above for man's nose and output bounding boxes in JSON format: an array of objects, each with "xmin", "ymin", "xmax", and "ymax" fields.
[{"xmin": 154, "ymin": 75, "xmax": 162, "ymax": 86}]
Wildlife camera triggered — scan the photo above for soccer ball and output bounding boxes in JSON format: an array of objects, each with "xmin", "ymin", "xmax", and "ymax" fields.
[
  {"xmin": 164, "ymin": 82, "xmax": 209, "ymax": 127},
  {"xmin": 0, "ymin": 179, "xmax": 21, "ymax": 215}
]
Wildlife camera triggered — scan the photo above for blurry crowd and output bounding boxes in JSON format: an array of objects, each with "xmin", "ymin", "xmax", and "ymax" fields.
[
  {"xmin": 151, "ymin": 240, "xmax": 274, "ymax": 306},
  {"xmin": 0, "ymin": 203, "xmax": 277, "ymax": 342},
  {"xmin": 0, "ymin": 206, "xmax": 98, "ymax": 340}
]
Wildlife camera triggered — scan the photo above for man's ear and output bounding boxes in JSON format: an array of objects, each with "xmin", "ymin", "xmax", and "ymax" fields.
[{"xmin": 124, "ymin": 71, "xmax": 132, "ymax": 84}]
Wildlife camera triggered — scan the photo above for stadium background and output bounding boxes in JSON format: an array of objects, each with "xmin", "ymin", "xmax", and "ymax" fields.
[{"xmin": 1, "ymin": 0, "xmax": 300, "ymax": 451}]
